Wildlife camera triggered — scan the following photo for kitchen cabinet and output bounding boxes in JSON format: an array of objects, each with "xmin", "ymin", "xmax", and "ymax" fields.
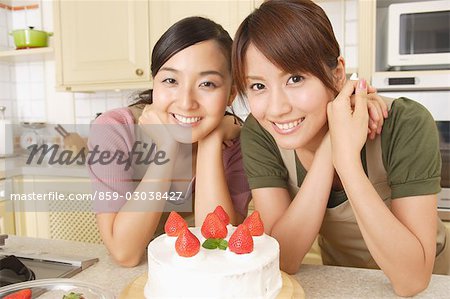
[
  {"xmin": 0, "ymin": 200, "xmax": 15, "ymax": 235},
  {"xmin": 54, "ymin": 0, "xmax": 150, "ymax": 91},
  {"xmin": 54, "ymin": 0, "xmax": 255, "ymax": 92},
  {"xmin": 148, "ymin": 1, "xmax": 254, "ymax": 52},
  {"xmin": 13, "ymin": 175, "xmax": 102, "ymax": 243}
]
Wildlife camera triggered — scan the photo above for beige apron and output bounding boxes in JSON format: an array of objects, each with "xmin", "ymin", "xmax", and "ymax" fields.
[{"xmin": 278, "ymin": 97, "xmax": 450, "ymax": 274}]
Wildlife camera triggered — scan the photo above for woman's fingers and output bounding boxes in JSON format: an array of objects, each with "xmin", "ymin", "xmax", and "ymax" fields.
[
  {"xmin": 354, "ymin": 79, "xmax": 368, "ymax": 119},
  {"xmin": 367, "ymin": 84, "xmax": 377, "ymax": 94},
  {"xmin": 369, "ymin": 94, "xmax": 386, "ymax": 132},
  {"xmin": 370, "ymin": 93, "xmax": 389, "ymax": 118},
  {"xmin": 368, "ymin": 101, "xmax": 380, "ymax": 124},
  {"xmin": 337, "ymin": 80, "xmax": 359, "ymax": 102},
  {"xmin": 367, "ymin": 100, "xmax": 384, "ymax": 134}
]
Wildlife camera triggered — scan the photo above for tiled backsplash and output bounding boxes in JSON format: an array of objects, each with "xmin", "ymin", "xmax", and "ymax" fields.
[{"xmin": 0, "ymin": 62, "xmax": 14, "ymax": 119}]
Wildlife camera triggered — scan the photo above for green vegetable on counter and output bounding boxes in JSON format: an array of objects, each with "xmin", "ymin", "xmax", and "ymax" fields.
[{"xmin": 62, "ymin": 292, "xmax": 85, "ymax": 299}]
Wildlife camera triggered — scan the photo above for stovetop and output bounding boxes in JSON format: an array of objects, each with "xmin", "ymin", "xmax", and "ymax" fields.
[{"xmin": 0, "ymin": 236, "xmax": 98, "ymax": 287}]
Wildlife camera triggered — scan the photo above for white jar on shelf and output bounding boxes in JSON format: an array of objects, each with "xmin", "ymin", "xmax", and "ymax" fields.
[{"xmin": 0, "ymin": 106, "xmax": 14, "ymax": 157}]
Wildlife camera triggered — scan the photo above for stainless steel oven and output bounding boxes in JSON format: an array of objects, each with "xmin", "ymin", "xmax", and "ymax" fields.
[{"xmin": 377, "ymin": 87, "xmax": 450, "ymax": 220}]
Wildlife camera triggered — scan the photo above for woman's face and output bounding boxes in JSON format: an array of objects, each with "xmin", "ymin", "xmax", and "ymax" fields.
[
  {"xmin": 244, "ymin": 43, "xmax": 335, "ymax": 150},
  {"xmin": 152, "ymin": 40, "xmax": 232, "ymax": 143}
]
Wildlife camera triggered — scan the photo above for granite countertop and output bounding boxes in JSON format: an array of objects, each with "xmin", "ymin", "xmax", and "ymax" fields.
[
  {"xmin": 296, "ymin": 264, "xmax": 450, "ymax": 298},
  {"xmin": 2, "ymin": 235, "xmax": 450, "ymax": 298},
  {"xmin": 0, "ymin": 156, "xmax": 88, "ymax": 179}
]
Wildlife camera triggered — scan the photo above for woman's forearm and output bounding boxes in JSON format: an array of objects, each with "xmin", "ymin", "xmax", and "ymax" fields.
[
  {"xmin": 98, "ymin": 144, "xmax": 179, "ymax": 266},
  {"xmin": 338, "ymin": 162, "xmax": 435, "ymax": 296},
  {"xmin": 195, "ymin": 136, "xmax": 241, "ymax": 225},
  {"xmin": 271, "ymin": 146, "xmax": 334, "ymax": 273}
]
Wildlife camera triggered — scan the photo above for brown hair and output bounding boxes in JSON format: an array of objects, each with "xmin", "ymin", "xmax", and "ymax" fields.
[{"xmin": 232, "ymin": 0, "xmax": 340, "ymax": 96}]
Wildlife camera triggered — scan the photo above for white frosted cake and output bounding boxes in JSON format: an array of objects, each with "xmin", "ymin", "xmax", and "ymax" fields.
[{"xmin": 145, "ymin": 226, "xmax": 282, "ymax": 298}]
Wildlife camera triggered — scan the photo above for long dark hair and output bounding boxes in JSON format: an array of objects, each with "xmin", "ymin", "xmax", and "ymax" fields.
[
  {"xmin": 232, "ymin": 0, "xmax": 340, "ymax": 97},
  {"xmin": 131, "ymin": 16, "xmax": 233, "ymax": 107}
]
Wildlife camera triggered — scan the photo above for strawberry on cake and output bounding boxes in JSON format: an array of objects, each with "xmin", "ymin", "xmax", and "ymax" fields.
[{"xmin": 145, "ymin": 206, "xmax": 282, "ymax": 298}]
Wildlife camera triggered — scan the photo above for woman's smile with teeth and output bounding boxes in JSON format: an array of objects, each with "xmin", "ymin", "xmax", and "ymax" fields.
[
  {"xmin": 173, "ymin": 113, "xmax": 202, "ymax": 124},
  {"xmin": 273, "ymin": 117, "xmax": 305, "ymax": 131}
]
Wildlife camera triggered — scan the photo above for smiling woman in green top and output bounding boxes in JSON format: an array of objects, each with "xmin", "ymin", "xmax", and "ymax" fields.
[{"xmin": 232, "ymin": 0, "xmax": 448, "ymax": 296}]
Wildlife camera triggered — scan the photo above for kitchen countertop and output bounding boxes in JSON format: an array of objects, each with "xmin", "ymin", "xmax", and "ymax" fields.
[
  {"xmin": 2, "ymin": 235, "xmax": 450, "ymax": 298},
  {"xmin": 0, "ymin": 156, "xmax": 88, "ymax": 179}
]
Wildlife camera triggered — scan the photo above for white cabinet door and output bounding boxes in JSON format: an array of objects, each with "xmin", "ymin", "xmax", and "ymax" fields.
[
  {"xmin": 149, "ymin": 0, "xmax": 255, "ymax": 51},
  {"xmin": 55, "ymin": 0, "xmax": 151, "ymax": 90},
  {"xmin": 0, "ymin": 201, "xmax": 15, "ymax": 235}
]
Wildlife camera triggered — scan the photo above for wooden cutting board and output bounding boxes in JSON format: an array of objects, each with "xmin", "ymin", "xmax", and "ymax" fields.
[{"xmin": 120, "ymin": 271, "xmax": 305, "ymax": 298}]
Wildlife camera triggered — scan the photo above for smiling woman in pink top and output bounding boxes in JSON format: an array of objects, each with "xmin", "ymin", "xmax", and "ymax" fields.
[{"xmin": 88, "ymin": 17, "xmax": 251, "ymax": 267}]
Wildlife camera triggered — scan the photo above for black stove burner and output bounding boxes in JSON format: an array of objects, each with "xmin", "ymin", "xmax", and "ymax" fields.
[{"xmin": 0, "ymin": 255, "xmax": 36, "ymax": 287}]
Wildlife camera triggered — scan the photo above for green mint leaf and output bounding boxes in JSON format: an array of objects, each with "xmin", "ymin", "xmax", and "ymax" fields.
[
  {"xmin": 218, "ymin": 239, "xmax": 228, "ymax": 250},
  {"xmin": 202, "ymin": 238, "xmax": 219, "ymax": 249}
]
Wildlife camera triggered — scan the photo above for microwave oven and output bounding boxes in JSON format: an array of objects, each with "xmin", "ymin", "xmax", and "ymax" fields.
[{"xmin": 388, "ymin": 0, "xmax": 450, "ymax": 68}]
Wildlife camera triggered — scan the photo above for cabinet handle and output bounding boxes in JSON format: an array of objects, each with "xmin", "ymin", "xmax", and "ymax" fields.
[{"xmin": 135, "ymin": 69, "xmax": 144, "ymax": 76}]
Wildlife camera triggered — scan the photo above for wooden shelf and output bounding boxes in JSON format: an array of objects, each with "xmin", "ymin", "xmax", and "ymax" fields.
[{"xmin": 0, "ymin": 47, "xmax": 54, "ymax": 62}]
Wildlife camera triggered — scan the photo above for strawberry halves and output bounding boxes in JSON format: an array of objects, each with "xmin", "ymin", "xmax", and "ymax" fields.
[
  {"xmin": 175, "ymin": 227, "xmax": 200, "ymax": 257},
  {"xmin": 164, "ymin": 211, "xmax": 187, "ymax": 237},
  {"xmin": 243, "ymin": 211, "xmax": 264, "ymax": 236},
  {"xmin": 213, "ymin": 205, "xmax": 230, "ymax": 225},
  {"xmin": 201, "ymin": 212, "xmax": 228, "ymax": 239},
  {"xmin": 228, "ymin": 224, "xmax": 254, "ymax": 254}
]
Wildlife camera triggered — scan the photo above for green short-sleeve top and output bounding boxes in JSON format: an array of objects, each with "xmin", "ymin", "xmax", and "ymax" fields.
[{"xmin": 240, "ymin": 97, "xmax": 442, "ymax": 208}]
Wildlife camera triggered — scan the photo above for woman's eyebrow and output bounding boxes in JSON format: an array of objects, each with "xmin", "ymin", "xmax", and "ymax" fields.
[
  {"xmin": 246, "ymin": 75, "xmax": 264, "ymax": 80},
  {"xmin": 199, "ymin": 70, "xmax": 224, "ymax": 78},
  {"xmin": 159, "ymin": 67, "xmax": 179, "ymax": 73},
  {"xmin": 159, "ymin": 67, "xmax": 224, "ymax": 78}
]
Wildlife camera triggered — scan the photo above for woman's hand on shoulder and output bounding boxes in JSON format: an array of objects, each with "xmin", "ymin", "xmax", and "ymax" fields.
[
  {"xmin": 327, "ymin": 79, "xmax": 370, "ymax": 168},
  {"xmin": 364, "ymin": 84, "xmax": 388, "ymax": 139},
  {"xmin": 347, "ymin": 81, "xmax": 388, "ymax": 140}
]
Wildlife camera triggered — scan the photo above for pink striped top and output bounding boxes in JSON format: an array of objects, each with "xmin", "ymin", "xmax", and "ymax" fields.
[{"xmin": 88, "ymin": 107, "xmax": 251, "ymax": 217}]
